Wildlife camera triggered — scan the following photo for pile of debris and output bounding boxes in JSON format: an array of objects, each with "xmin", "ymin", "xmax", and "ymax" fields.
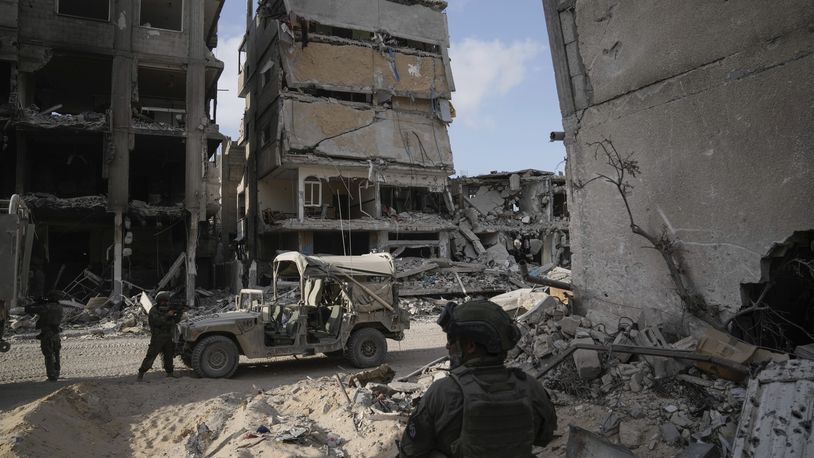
[
  {"xmin": 16, "ymin": 106, "xmax": 107, "ymax": 131},
  {"xmin": 395, "ymin": 256, "xmax": 523, "ymax": 298},
  {"xmin": 185, "ymin": 361, "xmax": 451, "ymax": 457},
  {"xmin": 6, "ymin": 289, "xmax": 236, "ymax": 340},
  {"xmin": 494, "ymin": 286, "xmax": 803, "ymax": 456}
]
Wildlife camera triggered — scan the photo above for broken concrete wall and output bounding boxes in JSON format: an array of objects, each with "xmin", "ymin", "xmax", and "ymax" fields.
[
  {"xmin": 282, "ymin": 95, "xmax": 453, "ymax": 169},
  {"xmin": 281, "ymin": 41, "xmax": 451, "ymax": 98},
  {"xmin": 543, "ymin": 1, "xmax": 814, "ymax": 326},
  {"xmin": 18, "ymin": 0, "xmax": 115, "ymax": 50},
  {"xmin": 283, "ymin": 0, "xmax": 449, "ymax": 46},
  {"xmin": 0, "ymin": 0, "xmax": 18, "ymax": 62},
  {"xmin": 219, "ymin": 141, "xmax": 244, "ymax": 243}
]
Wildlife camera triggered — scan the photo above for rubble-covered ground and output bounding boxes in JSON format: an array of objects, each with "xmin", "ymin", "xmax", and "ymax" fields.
[{"xmin": 7, "ymin": 263, "xmax": 804, "ymax": 457}]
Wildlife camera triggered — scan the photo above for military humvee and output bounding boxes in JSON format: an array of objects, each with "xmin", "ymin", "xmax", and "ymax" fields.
[{"xmin": 176, "ymin": 252, "xmax": 410, "ymax": 378}]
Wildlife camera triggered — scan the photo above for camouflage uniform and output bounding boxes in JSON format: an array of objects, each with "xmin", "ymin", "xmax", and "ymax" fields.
[
  {"xmin": 399, "ymin": 355, "xmax": 556, "ymax": 457},
  {"xmin": 26, "ymin": 300, "xmax": 64, "ymax": 381},
  {"xmin": 399, "ymin": 300, "xmax": 557, "ymax": 457},
  {"xmin": 138, "ymin": 303, "xmax": 181, "ymax": 377}
]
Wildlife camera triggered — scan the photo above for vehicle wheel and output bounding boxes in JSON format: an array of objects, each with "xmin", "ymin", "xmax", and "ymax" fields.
[
  {"xmin": 346, "ymin": 328, "xmax": 387, "ymax": 368},
  {"xmin": 191, "ymin": 335, "xmax": 239, "ymax": 378}
]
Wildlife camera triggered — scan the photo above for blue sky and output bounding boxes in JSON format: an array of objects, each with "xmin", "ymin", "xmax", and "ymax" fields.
[{"xmin": 215, "ymin": 0, "xmax": 566, "ymax": 176}]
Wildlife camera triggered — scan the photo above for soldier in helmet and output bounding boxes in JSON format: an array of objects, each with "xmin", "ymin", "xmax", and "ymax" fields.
[
  {"xmin": 137, "ymin": 291, "xmax": 182, "ymax": 381},
  {"xmin": 399, "ymin": 299, "xmax": 557, "ymax": 457},
  {"xmin": 25, "ymin": 290, "xmax": 65, "ymax": 381}
]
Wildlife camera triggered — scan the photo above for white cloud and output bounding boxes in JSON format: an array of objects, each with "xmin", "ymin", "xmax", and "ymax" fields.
[
  {"xmin": 449, "ymin": 38, "xmax": 542, "ymax": 127},
  {"xmin": 213, "ymin": 34, "xmax": 245, "ymax": 140}
]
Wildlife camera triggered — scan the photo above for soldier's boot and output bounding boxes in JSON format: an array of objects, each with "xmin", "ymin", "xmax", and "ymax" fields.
[{"xmin": 137, "ymin": 370, "xmax": 146, "ymax": 382}]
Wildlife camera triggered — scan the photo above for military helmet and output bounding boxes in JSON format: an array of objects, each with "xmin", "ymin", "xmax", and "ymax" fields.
[
  {"xmin": 437, "ymin": 300, "xmax": 521, "ymax": 354},
  {"xmin": 155, "ymin": 291, "xmax": 173, "ymax": 303}
]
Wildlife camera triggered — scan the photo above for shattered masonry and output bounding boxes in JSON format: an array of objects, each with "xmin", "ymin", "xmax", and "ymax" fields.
[
  {"xmin": 0, "ymin": 0, "xmax": 228, "ymax": 306},
  {"xmin": 237, "ymin": 0, "xmax": 570, "ymax": 284}
]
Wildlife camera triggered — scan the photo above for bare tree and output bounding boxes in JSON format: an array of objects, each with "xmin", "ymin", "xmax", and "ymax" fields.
[{"xmin": 575, "ymin": 139, "xmax": 719, "ymax": 327}]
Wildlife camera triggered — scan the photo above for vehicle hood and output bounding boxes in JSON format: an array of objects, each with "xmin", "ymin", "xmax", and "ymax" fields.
[{"xmin": 178, "ymin": 311, "xmax": 260, "ymax": 335}]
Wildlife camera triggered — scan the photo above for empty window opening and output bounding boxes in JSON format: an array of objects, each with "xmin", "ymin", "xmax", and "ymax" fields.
[
  {"xmin": 313, "ymin": 231, "xmax": 370, "ymax": 256},
  {"xmin": 137, "ymin": 67, "xmax": 186, "ymax": 128},
  {"xmin": 260, "ymin": 123, "xmax": 272, "ymax": 146},
  {"xmin": 140, "ymin": 0, "xmax": 183, "ymax": 31},
  {"xmin": 33, "ymin": 55, "xmax": 111, "ymax": 114},
  {"xmin": 26, "ymin": 134, "xmax": 106, "ymax": 197},
  {"xmin": 553, "ymin": 192, "xmax": 568, "ymax": 219},
  {"xmin": 0, "ymin": 62, "xmax": 10, "ymax": 105},
  {"xmin": 386, "ymin": 232, "xmax": 439, "ymax": 258},
  {"xmin": 238, "ymin": 191, "xmax": 246, "ymax": 218},
  {"xmin": 130, "ymin": 135, "xmax": 186, "ymax": 204},
  {"xmin": 58, "ymin": 0, "xmax": 110, "ymax": 21},
  {"xmin": 380, "ymin": 186, "xmax": 442, "ymax": 215},
  {"xmin": 238, "ymin": 40, "xmax": 247, "ymax": 74},
  {"xmin": 733, "ymin": 230, "xmax": 814, "ymax": 352},
  {"xmin": 302, "ymin": 88, "xmax": 371, "ymax": 104}
]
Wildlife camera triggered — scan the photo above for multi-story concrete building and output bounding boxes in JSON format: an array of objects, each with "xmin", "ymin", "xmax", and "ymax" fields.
[
  {"xmin": 0, "ymin": 0, "xmax": 226, "ymax": 305},
  {"xmin": 541, "ymin": 1, "xmax": 814, "ymax": 342},
  {"xmin": 237, "ymin": 0, "xmax": 456, "ymax": 280}
]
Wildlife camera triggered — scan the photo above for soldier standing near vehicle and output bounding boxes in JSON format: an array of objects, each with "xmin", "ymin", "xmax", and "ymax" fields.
[
  {"xmin": 25, "ymin": 291, "xmax": 64, "ymax": 382},
  {"xmin": 399, "ymin": 299, "xmax": 558, "ymax": 457},
  {"xmin": 137, "ymin": 291, "xmax": 182, "ymax": 381}
]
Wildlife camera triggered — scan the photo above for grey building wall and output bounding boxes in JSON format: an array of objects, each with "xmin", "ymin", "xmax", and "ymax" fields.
[{"xmin": 542, "ymin": 0, "xmax": 814, "ymax": 328}]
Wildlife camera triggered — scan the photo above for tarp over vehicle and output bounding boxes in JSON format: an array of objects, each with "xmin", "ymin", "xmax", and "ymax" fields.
[{"xmin": 273, "ymin": 252, "xmax": 395, "ymax": 278}]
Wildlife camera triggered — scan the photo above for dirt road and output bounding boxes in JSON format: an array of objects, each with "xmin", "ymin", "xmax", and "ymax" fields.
[{"xmin": 0, "ymin": 319, "xmax": 446, "ymax": 412}]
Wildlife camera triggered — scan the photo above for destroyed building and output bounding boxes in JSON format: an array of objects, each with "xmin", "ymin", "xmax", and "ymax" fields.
[
  {"xmin": 541, "ymin": 1, "xmax": 814, "ymax": 346},
  {"xmin": 236, "ymin": 0, "xmax": 457, "ymax": 280},
  {"xmin": 450, "ymin": 169, "xmax": 570, "ymax": 268},
  {"xmin": 0, "ymin": 0, "xmax": 227, "ymax": 305}
]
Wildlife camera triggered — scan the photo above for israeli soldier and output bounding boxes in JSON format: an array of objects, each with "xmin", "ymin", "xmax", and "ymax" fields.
[
  {"xmin": 137, "ymin": 291, "xmax": 182, "ymax": 381},
  {"xmin": 399, "ymin": 300, "xmax": 557, "ymax": 457},
  {"xmin": 25, "ymin": 291, "xmax": 65, "ymax": 382}
]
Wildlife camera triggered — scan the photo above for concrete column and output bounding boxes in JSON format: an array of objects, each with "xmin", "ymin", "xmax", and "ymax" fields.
[
  {"xmin": 297, "ymin": 169, "xmax": 305, "ymax": 222},
  {"xmin": 374, "ymin": 181, "xmax": 382, "ymax": 217},
  {"xmin": 377, "ymin": 231, "xmax": 389, "ymax": 252},
  {"xmin": 438, "ymin": 231, "xmax": 450, "ymax": 259},
  {"xmin": 109, "ymin": 0, "xmax": 134, "ymax": 306},
  {"xmin": 246, "ymin": 0, "xmax": 253, "ymax": 30},
  {"xmin": 185, "ymin": 0, "xmax": 206, "ymax": 306},
  {"xmin": 14, "ymin": 132, "xmax": 25, "ymax": 194},
  {"xmin": 112, "ymin": 210, "xmax": 123, "ymax": 302}
]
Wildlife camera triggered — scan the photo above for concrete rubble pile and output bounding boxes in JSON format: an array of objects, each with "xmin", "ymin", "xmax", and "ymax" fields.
[
  {"xmin": 177, "ymin": 362, "xmax": 450, "ymax": 457},
  {"xmin": 16, "ymin": 106, "xmax": 108, "ymax": 130},
  {"xmin": 5, "ymin": 289, "xmax": 237, "ymax": 340},
  {"xmin": 495, "ymin": 285, "xmax": 807, "ymax": 456},
  {"xmin": 395, "ymin": 257, "xmax": 520, "ymax": 301}
]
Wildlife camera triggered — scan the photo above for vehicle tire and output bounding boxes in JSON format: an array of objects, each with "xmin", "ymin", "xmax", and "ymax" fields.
[
  {"xmin": 191, "ymin": 335, "xmax": 239, "ymax": 378},
  {"xmin": 346, "ymin": 328, "xmax": 387, "ymax": 368}
]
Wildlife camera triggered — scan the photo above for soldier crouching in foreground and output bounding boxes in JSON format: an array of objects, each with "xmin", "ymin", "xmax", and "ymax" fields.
[
  {"xmin": 399, "ymin": 300, "xmax": 558, "ymax": 457},
  {"xmin": 137, "ymin": 291, "xmax": 182, "ymax": 381},
  {"xmin": 25, "ymin": 291, "xmax": 65, "ymax": 382}
]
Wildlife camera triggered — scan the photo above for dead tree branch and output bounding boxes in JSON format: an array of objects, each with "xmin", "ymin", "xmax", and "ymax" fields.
[{"xmin": 576, "ymin": 139, "xmax": 718, "ymax": 327}]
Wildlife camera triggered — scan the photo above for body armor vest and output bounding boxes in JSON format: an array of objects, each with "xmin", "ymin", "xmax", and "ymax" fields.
[{"xmin": 448, "ymin": 365, "xmax": 535, "ymax": 458}]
